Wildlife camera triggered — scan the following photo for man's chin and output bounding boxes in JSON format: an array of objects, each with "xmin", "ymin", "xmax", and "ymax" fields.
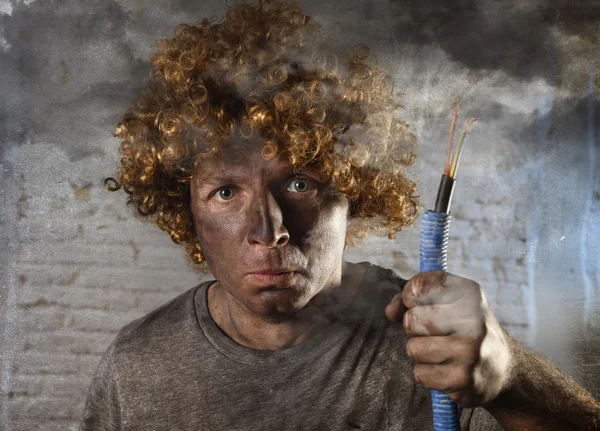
[{"xmin": 251, "ymin": 289, "xmax": 310, "ymax": 320}]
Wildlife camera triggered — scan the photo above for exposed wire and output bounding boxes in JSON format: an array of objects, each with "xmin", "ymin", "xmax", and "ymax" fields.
[
  {"xmin": 434, "ymin": 106, "xmax": 477, "ymax": 213},
  {"xmin": 445, "ymin": 101, "xmax": 460, "ymax": 176},
  {"xmin": 449, "ymin": 117, "xmax": 477, "ymax": 179}
]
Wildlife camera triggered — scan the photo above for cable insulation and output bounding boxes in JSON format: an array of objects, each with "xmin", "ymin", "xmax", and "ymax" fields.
[{"xmin": 420, "ymin": 210, "xmax": 460, "ymax": 430}]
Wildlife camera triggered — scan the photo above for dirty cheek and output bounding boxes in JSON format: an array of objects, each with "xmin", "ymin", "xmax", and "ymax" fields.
[
  {"xmin": 196, "ymin": 211, "xmax": 245, "ymax": 254},
  {"xmin": 301, "ymin": 198, "xmax": 348, "ymax": 255},
  {"xmin": 190, "ymin": 190, "xmax": 242, "ymax": 257}
]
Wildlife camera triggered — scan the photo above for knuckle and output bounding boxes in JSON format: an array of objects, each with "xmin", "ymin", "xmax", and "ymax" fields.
[
  {"xmin": 406, "ymin": 337, "xmax": 422, "ymax": 359},
  {"xmin": 410, "ymin": 274, "xmax": 425, "ymax": 296}
]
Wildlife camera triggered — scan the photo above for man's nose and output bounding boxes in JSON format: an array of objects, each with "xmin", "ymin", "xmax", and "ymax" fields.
[{"xmin": 246, "ymin": 190, "xmax": 290, "ymax": 248}]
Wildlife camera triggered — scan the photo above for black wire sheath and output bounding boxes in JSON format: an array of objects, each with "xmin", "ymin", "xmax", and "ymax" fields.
[{"xmin": 434, "ymin": 174, "xmax": 456, "ymax": 213}]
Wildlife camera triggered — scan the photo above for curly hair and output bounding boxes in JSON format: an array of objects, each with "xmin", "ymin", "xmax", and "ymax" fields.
[{"xmin": 107, "ymin": 0, "xmax": 420, "ymax": 271}]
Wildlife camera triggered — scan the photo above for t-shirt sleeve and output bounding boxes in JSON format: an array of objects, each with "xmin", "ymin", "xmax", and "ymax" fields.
[
  {"xmin": 79, "ymin": 341, "xmax": 123, "ymax": 431},
  {"xmin": 460, "ymin": 406, "xmax": 506, "ymax": 430}
]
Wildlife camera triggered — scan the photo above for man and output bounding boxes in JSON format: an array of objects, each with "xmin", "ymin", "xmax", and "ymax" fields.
[{"xmin": 82, "ymin": 0, "xmax": 600, "ymax": 429}]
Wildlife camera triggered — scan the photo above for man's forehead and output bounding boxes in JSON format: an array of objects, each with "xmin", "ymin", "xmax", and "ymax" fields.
[{"xmin": 194, "ymin": 147, "xmax": 293, "ymax": 181}]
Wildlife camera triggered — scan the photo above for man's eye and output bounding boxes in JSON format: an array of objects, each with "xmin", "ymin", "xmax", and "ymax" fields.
[
  {"xmin": 287, "ymin": 178, "xmax": 316, "ymax": 193},
  {"xmin": 215, "ymin": 187, "xmax": 235, "ymax": 201}
]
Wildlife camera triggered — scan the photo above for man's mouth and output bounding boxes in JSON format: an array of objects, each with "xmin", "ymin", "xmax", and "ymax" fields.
[{"xmin": 246, "ymin": 271, "xmax": 298, "ymax": 284}]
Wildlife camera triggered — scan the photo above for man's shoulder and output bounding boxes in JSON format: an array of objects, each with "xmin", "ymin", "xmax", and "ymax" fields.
[
  {"xmin": 376, "ymin": 263, "xmax": 408, "ymax": 290},
  {"xmin": 347, "ymin": 261, "xmax": 408, "ymax": 324},
  {"xmin": 361, "ymin": 261, "xmax": 408, "ymax": 294},
  {"xmin": 110, "ymin": 281, "xmax": 211, "ymax": 359}
]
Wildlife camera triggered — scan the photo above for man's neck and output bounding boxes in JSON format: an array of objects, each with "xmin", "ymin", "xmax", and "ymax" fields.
[{"xmin": 207, "ymin": 262, "xmax": 364, "ymax": 350}]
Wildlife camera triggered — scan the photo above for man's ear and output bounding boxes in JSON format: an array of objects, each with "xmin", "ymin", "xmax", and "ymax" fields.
[{"xmin": 188, "ymin": 207, "xmax": 197, "ymax": 234}]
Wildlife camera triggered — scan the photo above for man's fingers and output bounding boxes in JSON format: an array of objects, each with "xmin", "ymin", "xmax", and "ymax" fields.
[
  {"xmin": 402, "ymin": 271, "xmax": 481, "ymax": 309},
  {"xmin": 385, "ymin": 293, "xmax": 405, "ymax": 323},
  {"xmin": 406, "ymin": 335, "xmax": 478, "ymax": 364},
  {"xmin": 403, "ymin": 304, "xmax": 463, "ymax": 336},
  {"xmin": 413, "ymin": 363, "xmax": 473, "ymax": 393}
]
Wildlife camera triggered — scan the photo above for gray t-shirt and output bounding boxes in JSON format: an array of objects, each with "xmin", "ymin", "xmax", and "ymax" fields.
[{"xmin": 80, "ymin": 262, "xmax": 504, "ymax": 430}]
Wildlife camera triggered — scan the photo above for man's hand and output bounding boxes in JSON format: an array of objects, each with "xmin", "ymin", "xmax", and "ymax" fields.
[{"xmin": 385, "ymin": 270, "xmax": 512, "ymax": 408}]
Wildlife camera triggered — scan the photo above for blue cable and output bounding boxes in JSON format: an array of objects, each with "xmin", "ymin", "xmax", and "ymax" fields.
[{"xmin": 420, "ymin": 210, "xmax": 460, "ymax": 430}]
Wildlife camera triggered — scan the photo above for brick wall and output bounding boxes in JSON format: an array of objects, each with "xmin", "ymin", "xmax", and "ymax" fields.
[
  {"xmin": 1, "ymin": 144, "xmax": 207, "ymax": 430},
  {"xmin": 1, "ymin": 0, "xmax": 599, "ymax": 429},
  {"xmin": 2, "ymin": 130, "xmax": 599, "ymax": 429},
  {"xmin": 0, "ymin": 137, "xmax": 537, "ymax": 430}
]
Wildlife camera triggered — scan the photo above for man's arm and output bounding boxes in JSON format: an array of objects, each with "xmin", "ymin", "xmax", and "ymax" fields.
[
  {"xmin": 80, "ymin": 342, "xmax": 123, "ymax": 431},
  {"xmin": 483, "ymin": 330, "xmax": 600, "ymax": 431}
]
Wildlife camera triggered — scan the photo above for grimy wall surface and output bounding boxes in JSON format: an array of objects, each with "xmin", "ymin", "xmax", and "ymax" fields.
[{"xmin": 1, "ymin": 0, "xmax": 599, "ymax": 429}]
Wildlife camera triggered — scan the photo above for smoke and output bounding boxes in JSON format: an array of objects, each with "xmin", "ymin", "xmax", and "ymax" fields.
[
  {"xmin": 1, "ymin": 0, "xmax": 596, "ymax": 162},
  {"xmin": 0, "ymin": 0, "xmax": 144, "ymax": 162},
  {"xmin": 385, "ymin": 0, "xmax": 598, "ymax": 84},
  {"xmin": 0, "ymin": 0, "xmax": 232, "ymax": 165}
]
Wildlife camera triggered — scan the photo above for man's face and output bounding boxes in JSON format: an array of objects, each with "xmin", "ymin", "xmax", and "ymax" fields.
[{"xmin": 190, "ymin": 138, "xmax": 350, "ymax": 319}]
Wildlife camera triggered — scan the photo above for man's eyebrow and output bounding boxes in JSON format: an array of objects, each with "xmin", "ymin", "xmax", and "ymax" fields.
[
  {"xmin": 195, "ymin": 165, "xmax": 325, "ymax": 185},
  {"xmin": 197, "ymin": 173, "xmax": 245, "ymax": 185}
]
